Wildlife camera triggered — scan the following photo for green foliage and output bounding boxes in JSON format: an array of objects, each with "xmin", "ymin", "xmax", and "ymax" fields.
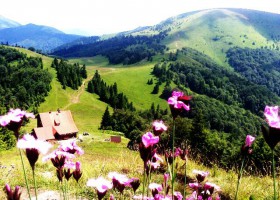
[
  {"xmin": 227, "ymin": 47, "xmax": 280, "ymax": 96},
  {"xmin": 88, "ymin": 70, "xmax": 135, "ymax": 111},
  {"xmin": 52, "ymin": 33, "xmax": 167, "ymax": 65},
  {"xmin": 0, "ymin": 46, "xmax": 52, "ymax": 150},
  {"xmin": 153, "ymin": 48, "xmax": 280, "ymax": 115},
  {"xmin": 0, "ymin": 45, "xmax": 52, "ymax": 112},
  {"xmin": 51, "ymin": 59, "xmax": 85, "ymax": 90}
]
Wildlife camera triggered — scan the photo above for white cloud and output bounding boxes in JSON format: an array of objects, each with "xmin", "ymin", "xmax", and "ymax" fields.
[{"xmin": 1, "ymin": 0, "xmax": 280, "ymax": 35}]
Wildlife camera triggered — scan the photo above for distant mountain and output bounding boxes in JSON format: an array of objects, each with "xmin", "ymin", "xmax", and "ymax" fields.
[
  {"xmin": 0, "ymin": 23, "xmax": 83, "ymax": 52},
  {"xmin": 52, "ymin": 8, "xmax": 280, "ymax": 65},
  {"xmin": 0, "ymin": 15, "xmax": 20, "ymax": 29}
]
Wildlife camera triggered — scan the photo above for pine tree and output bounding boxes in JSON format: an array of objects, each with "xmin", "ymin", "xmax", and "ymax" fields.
[{"xmin": 100, "ymin": 106, "xmax": 112, "ymax": 130}]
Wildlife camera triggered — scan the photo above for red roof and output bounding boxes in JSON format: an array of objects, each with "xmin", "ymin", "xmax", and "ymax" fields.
[{"xmin": 34, "ymin": 110, "xmax": 78, "ymax": 140}]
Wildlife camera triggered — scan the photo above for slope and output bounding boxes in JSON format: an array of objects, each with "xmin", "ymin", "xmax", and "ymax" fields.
[
  {"xmin": 158, "ymin": 8, "xmax": 279, "ymax": 65},
  {"xmin": 0, "ymin": 24, "xmax": 82, "ymax": 52}
]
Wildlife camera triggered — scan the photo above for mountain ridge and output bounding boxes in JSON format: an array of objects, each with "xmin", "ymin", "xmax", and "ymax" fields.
[{"xmin": 0, "ymin": 18, "xmax": 84, "ymax": 52}]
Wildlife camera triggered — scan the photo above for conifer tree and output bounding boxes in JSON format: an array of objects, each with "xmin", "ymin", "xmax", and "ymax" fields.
[{"xmin": 100, "ymin": 106, "xmax": 112, "ymax": 130}]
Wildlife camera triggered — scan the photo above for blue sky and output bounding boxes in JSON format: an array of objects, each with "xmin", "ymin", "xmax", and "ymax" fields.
[{"xmin": 1, "ymin": 0, "xmax": 280, "ymax": 36}]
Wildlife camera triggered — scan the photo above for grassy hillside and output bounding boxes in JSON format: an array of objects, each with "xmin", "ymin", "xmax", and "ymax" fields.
[
  {"xmin": 0, "ymin": 46, "xmax": 276, "ymax": 199},
  {"xmin": 160, "ymin": 9, "xmax": 276, "ymax": 66}
]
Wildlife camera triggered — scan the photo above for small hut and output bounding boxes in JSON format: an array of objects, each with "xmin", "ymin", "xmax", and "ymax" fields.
[{"xmin": 33, "ymin": 109, "xmax": 78, "ymax": 141}]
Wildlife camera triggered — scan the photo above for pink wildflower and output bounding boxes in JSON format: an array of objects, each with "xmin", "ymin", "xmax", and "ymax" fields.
[
  {"xmin": 17, "ymin": 134, "xmax": 52, "ymax": 170},
  {"xmin": 87, "ymin": 177, "xmax": 113, "ymax": 200},
  {"xmin": 73, "ymin": 161, "xmax": 82, "ymax": 182},
  {"xmin": 152, "ymin": 120, "xmax": 167, "ymax": 136},
  {"xmin": 264, "ymin": 106, "xmax": 280, "ymax": 128},
  {"xmin": 204, "ymin": 182, "xmax": 221, "ymax": 192},
  {"xmin": 5, "ymin": 184, "xmax": 21, "ymax": 200},
  {"xmin": 0, "ymin": 109, "xmax": 35, "ymax": 138},
  {"xmin": 168, "ymin": 91, "xmax": 191, "ymax": 111},
  {"xmin": 174, "ymin": 191, "xmax": 183, "ymax": 200},
  {"xmin": 193, "ymin": 169, "xmax": 209, "ymax": 182},
  {"xmin": 189, "ymin": 182, "xmax": 201, "ymax": 190},
  {"xmin": 245, "ymin": 135, "xmax": 255, "ymax": 147},
  {"xmin": 149, "ymin": 183, "xmax": 163, "ymax": 197},
  {"xmin": 59, "ymin": 140, "xmax": 84, "ymax": 155},
  {"xmin": 142, "ymin": 132, "xmax": 159, "ymax": 148},
  {"xmin": 108, "ymin": 172, "xmax": 132, "ymax": 193}
]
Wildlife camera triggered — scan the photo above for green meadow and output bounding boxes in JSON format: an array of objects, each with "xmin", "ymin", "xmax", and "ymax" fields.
[{"xmin": 0, "ymin": 49, "xmax": 277, "ymax": 199}]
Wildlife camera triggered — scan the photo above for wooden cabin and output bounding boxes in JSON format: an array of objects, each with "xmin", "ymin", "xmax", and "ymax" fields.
[{"xmin": 33, "ymin": 109, "xmax": 78, "ymax": 141}]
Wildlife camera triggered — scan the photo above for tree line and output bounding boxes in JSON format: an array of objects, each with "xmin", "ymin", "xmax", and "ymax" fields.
[
  {"xmin": 51, "ymin": 58, "xmax": 87, "ymax": 90},
  {"xmin": 0, "ymin": 46, "xmax": 52, "ymax": 150},
  {"xmin": 88, "ymin": 70, "xmax": 135, "ymax": 111},
  {"xmin": 52, "ymin": 33, "xmax": 168, "ymax": 65},
  {"xmin": 227, "ymin": 47, "xmax": 280, "ymax": 96}
]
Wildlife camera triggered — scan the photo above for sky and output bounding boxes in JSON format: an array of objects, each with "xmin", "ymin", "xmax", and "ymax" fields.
[{"xmin": 1, "ymin": 0, "xmax": 280, "ymax": 36}]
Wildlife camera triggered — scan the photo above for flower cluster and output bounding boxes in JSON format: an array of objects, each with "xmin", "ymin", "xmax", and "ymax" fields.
[
  {"xmin": 4, "ymin": 184, "xmax": 21, "ymax": 200},
  {"xmin": 17, "ymin": 134, "xmax": 52, "ymax": 170},
  {"xmin": 87, "ymin": 172, "xmax": 140, "ymax": 199},
  {"xmin": 0, "ymin": 108, "xmax": 35, "ymax": 138},
  {"xmin": 43, "ymin": 139, "xmax": 83, "ymax": 183},
  {"xmin": 187, "ymin": 170, "xmax": 220, "ymax": 200},
  {"xmin": 168, "ymin": 91, "xmax": 192, "ymax": 118}
]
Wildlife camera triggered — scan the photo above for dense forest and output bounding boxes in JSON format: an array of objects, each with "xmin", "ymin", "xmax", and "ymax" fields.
[
  {"xmin": 99, "ymin": 47, "xmax": 280, "ymax": 174},
  {"xmin": 153, "ymin": 48, "xmax": 280, "ymax": 115},
  {"xmin": 0, "ymin": 46, "xmax": 52, "ymax": 149},
  {"xmin": 51, "ymin": 58, "xmax": 87, "ymax": 90},
  {"xmin": 52, "ymin": 33, "xmax": 168, "ymax": 65},
  {"xmin": 227, "ymin": 47, "xmax": 280, "ymax": 96}
]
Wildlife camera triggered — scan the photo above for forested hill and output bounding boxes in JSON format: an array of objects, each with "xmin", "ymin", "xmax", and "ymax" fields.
[
  {"xmin": 0, "ymin": 46, "xmax": 52, "ymax": 113},
  {"xmin": 52, "ymin": 32, "xmax": 167, "ymax": 65},
  {"xmin": 52, "ymin": 8, "xmax": 280, "ymax": 65}
]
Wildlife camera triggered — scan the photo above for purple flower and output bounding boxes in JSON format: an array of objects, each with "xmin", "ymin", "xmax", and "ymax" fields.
[
  {"xmin": 204, "ymin": 182, "xmax": 221, "ymax": 193},
  {"xmin": 152, "ymin": 120, "xmax": 167, "ymax": 136},
  {"xmin": 186, "ymin": 191, "xmax": 197, "ymax": 200},
  {"xmin": 17, "ymin": 134, "xmax": 52, "ymax": 170},
  {"xmin": 59, "ymin": 140, "xmax": 84, "ymax": 155},
  {"xmin": 189, "ymin": 182, "xmax": 201, "ymax": 190},
  {"xmin": 149, "ymin": 183, "xmax": 163, "ymax": 197},
  {"xmin": 108, "ymin": 172, "xmax": 132, "ymax": 194},
  {"xmin": 0, "ymin": 109, "xmax": 35, "ymax": 138},
  {"xmin": 73, "ymin": 161, "xmax": 82, "ymax": 182},
  {"xmin": 129, "ymin": 177, "xmax": 140, "ymax": 194},
  {"xmin": 192, "ymin": 169, "xmax": 209, "ymax": 183},
  {"xmin": 5, "ymin": 184, "xmax": 21, "ymax": 200},
  {"xmin": 174, "ymin": 191, "xmax": 183, "ymax": 200},
  {"xmin": 262, "ymin": 105, "xmax": 280, "ymax": 149},
  {"xmin": 168, "ymin": 91, "xmax": 191, "ymax": 111},
  {"xmin": 264, "ymin": 106, "xmax": 280, "ymax": 128},
  {"xmin": 245, "ymin": 135, "xmax": 255, "ymax": 148},
  {"xmin": 142, "ymin": 132, "xmax": 159, "ymax": 148},
  {"xmin": 87, "ymin": 177, "xmax": 113, "ymax": 200}
]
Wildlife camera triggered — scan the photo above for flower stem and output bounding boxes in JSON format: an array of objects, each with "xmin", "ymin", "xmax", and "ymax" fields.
[
  {"xmin": 272, "ymin": 150, "xmax": 277, "ymax": 200},
  {"xmin": 234, "ymin": 156, "xmax": 246, "ymax": 200},
  {"xmin": 172, "ymin": 118, "xmax": 175, "ymax": 200},
  {"xmin": 32, "ymin": 169, "xmax": 38, "ymax": 200},
  {"xmin": 183, "ymin": 159, "xmax": 187, "ymax": 199},
  {"xmin": 142, "ymin": 163, "xmax": 146, "ymax": 200},
  {"xmin": 19, "ymin": 149, "xmax": 31, "ymax": 200}
]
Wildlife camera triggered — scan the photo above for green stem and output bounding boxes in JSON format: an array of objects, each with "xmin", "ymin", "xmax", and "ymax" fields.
[
  {"xmin": 19, "ymin": 149, "xmax": 31, "ymax": 200},
  {"xmin": 272, "ymin": 150, "xmax": 277, "ymax": 200},
  {"xmin": 183, "ymin": 159, "xmax": 187, "ymax": 199},
  {"xmin": 142, "ymin": 163, "xmax": 146, "ymax": 200},
  {"xmin": 234, "ymin": 156, "xmax": 246, "ymax": 200},
  {"xmin": 172, "ymin": 118, "xmax": 175, "ymax": 200},
  {"xmin": 32, "ymin": 169, "xmax": 38, "ymax": 200}
]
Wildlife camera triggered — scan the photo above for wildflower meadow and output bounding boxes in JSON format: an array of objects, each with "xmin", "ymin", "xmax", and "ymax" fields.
[{"xmin": 1, "ymin": 91, "xmax": 280, "ymax": 200}]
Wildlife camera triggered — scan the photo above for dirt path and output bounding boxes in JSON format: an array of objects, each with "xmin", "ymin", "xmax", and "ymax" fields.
[{"xmin": 63, "ymin": 76, "xmax": 92, "ymax": 110}]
